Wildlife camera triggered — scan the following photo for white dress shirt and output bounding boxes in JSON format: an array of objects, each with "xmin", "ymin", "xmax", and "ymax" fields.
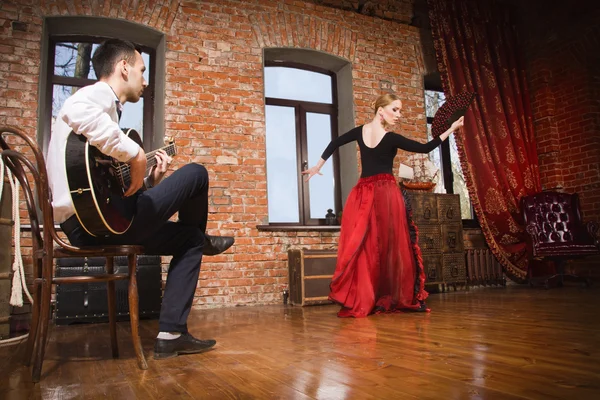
[{"xmin": 47, "ymin": 81, "xmax": 141, "ymax": 223}]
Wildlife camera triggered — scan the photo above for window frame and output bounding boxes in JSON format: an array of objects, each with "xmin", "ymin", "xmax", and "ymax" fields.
[
  {"xmin": 264, "ymin": 61, "xmax": 342, "ymax": 226},
  {"xmin": 39, "ymin": 16, "xmax": 166, "ymax": 156}
]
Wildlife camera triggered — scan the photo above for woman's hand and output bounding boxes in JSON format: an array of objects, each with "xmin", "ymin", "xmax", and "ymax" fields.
[
  {"xmin": 301, "ymin": 165, "xmax": 323, "ymax": 182},
  {"xmin": 450, "ymin": 116, "xmax": 465, "ymax": 132},
  {"xmin": 438, "ymin": 116, "xmax": 465, "ymax": 142},
  {"xmin": 148, "ymin": 149, "xmax": 172, "ymax": 187}
]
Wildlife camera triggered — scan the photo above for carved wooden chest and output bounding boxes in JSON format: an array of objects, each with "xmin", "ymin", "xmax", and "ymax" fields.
[
  {"xmin": 287, "ymin": 248, "xmax": 337, "ymax": 306},
  {"xmin": 405, "ymin": 192, "xmax": 466, "ymax": 290}
]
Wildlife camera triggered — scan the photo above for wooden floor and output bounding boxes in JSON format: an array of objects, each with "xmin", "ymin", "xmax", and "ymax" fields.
[{"xmin": 1, "ymin": 285, "xmax": 600, "ymax": 399}]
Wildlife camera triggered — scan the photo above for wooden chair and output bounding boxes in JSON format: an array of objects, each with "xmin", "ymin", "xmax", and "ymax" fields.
[
  {"xmin": 521, "ymin": 191, "xmax": 599, "ymax": 288},
  {"xmin": 1, "ymin": 126, "xmax": 148, "ymax": 382}
]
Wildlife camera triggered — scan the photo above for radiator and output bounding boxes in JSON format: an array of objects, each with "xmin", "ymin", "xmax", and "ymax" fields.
[{"xmin": 465, "ymin": 248, "xmax": 506, "ymax": 286}]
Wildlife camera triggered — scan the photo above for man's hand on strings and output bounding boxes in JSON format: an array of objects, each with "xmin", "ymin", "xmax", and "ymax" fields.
[{"xmin": 148, "ymin": 149, "xmax": 172, "ymax": 187}]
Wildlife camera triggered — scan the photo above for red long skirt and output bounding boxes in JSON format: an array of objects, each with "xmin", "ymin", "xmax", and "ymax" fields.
[{"xmin": 329, "ymin": 173, "xmax": 429, "ymax": 318}]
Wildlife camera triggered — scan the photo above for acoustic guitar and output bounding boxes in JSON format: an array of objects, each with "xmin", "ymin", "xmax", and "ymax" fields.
[{"xmin": 65, "ymin": 128, "xmax": 176, "ymax": 236}]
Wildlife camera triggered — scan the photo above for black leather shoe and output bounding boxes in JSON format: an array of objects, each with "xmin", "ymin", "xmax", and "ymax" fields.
[
  {"xmin": 153, "ymin": 333, "xmax": 216, "ymax": 360},
  {"xmin": 203, "ymin": 235, "xmax": 234, "ymax": 256}
]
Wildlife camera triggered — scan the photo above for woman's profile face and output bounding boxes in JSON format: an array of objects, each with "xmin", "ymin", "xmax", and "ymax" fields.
[{"xmin": 380, "ymin": 99, "xmax": 403, "ymax": 126}]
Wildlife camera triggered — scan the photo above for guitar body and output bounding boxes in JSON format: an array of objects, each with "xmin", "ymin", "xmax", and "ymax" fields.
[{"xmin": 65, "ymin": 129, "xmax": 142, "ymax": 237}]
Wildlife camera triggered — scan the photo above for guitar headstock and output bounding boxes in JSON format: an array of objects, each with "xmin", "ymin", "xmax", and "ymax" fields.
[{"xmin": 165, "ymin": 136, "xmax": 174, "ymax": 145}]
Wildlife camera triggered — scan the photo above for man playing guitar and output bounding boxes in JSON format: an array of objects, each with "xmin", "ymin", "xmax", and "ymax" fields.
[{"xmin": 46, "ymin": 39, "xmax": 234, "ymax": 359}]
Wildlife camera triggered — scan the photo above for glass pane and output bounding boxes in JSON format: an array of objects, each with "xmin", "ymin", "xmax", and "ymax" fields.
[
  {"xmin": 141, "ymin": 52, "xmax": 150, "ymax": 83},
  {"xmin": 121, "ymin": 52, "xmax": 150, "ymax": 139},
  {"xmin": 265, "ymin": 67, "xmax": 332, "ymax": 104},
  {"xmin": 120, "ymin": 98, "xmax": 144, "ymax": 138},
  {"xmin": 265, "ymin": 105, "xmax": 299, "ymax": 223},
  {"xmin": 54, "ymin": 42, "xmax": 98, "ymax": 79},
  {"xmin": 426, "ymin": 123, "xmax": 445, "ymax": 194},
  {"xmin": 117, "ymin": 52, "xmax": 150, "ymax": 138},
  {"xmin": 425, "ymin": 90, "xmax": 446, "ymax": 118},
  {"xmin": 449, "ymin": 134, "xmax": 473, "ymax": 219},
  {"xmin": 54, "ymin": 43, "xmax": 151, "ymax": 83},
  {"xmin": 53, "ymin": 47, "xmax": 150, "ymax": 139},
  {"xmin": 52, "ymin": 85, "xmax": 80, "ymax": 119},
  {"xmin": 306, "ymin": 112, "xmax": 335, "ymax": 219}
]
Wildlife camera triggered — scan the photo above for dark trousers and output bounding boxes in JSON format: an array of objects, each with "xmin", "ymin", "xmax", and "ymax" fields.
[{"xmin": 62, "ymin": 163, "xmax": 209, "ymax": 333}]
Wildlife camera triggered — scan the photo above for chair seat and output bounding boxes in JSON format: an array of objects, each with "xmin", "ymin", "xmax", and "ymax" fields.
[
  {"xmin": 54, "ymin": 245, "xmax": 145, "ymax": 258},
  {"xmin": 53, "ymin": 273, "xmax": 129, "ymax": 284}
]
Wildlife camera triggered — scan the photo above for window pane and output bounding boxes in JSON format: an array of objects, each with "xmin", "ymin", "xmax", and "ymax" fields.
[
  {"xmin": 53, "ymin": 49, "xmax": 149, "ymax": 139},
  {"xmin": 425, "ymin": 90, "xmax": 446, "ymax": 118},
  {"xmin": 427, "ymin": 123, "xmax": 445, "ymax": 193},
  {"xmin": 141, "ymin": 52, "xmax": 150, "ymax": 83},
  {"xmin": 54, "ymin": 42, "xmax": 98, "ymax": 79},
  {"xmin": 265, "ymin": 67, "xmax": 332, "ymax": 104},
  {"xmin": 265, "ymin": 105, "xmax": 299, "ymax": 223},
  {"xmin": 306, "ymin": 112, "xmax": 335, "ymax": 219},
  {"xmin": 449, "ymin": 134, "xmax": 473, "ymax": 219},
  {"xmin": 54, "ymin": 43, "xmax": 151, "ymax": 83},
  {"xmin": 120, "ymin": 98, "xmax": 144, "ymax": 137},
  {"xmin": 52, "ymin": 84, "xmax": 80, "ymax": 118},
  {"xmin": 120, "ymin": 52, "xmax": 150, "ymax": 139}
]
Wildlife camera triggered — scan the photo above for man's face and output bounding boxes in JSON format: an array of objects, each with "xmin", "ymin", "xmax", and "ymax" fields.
[{"xmin": 125, "ymin": 51, "xmax": 147, "ymax": 103}]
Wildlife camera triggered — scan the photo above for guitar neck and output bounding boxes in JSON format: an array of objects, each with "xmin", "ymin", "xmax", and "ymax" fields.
[
  {"xmin": 145, "ymin": 143, "xmax": 176, "ymax": 172},
  {"xmin": 115, "ymin": 142, "xmax": 177, "ymax": 189}
]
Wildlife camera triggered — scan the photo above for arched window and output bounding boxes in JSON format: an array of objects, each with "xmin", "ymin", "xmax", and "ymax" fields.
[
  {"xmin": 265, "ymin": 64, "xmax": 340, "ymax": 225},
  {"xmin": 39, "ymin": 17, "xmax": 166, "ymax": 154},
  {"xmin": 262, "ymin": 49, "xmax": 356, "ymax": 228}
]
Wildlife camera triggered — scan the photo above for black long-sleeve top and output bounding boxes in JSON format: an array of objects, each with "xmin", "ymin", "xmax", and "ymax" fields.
[{"xmin": 321, "ymin": 125, "xmax": 443, "ymax": 178}]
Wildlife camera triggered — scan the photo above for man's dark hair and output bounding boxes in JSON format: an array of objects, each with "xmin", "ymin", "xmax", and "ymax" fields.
[{"xmin": 92, "ymin": 39, "xmax": 141, "ymax": 79}]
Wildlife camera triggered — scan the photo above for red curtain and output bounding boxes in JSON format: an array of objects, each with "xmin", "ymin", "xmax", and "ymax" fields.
[{"xmin": 427, "ymin": 0, "xmax": 542, "ymax": 281}]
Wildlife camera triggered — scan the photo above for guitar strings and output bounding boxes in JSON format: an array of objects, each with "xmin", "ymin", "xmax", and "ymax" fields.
[{"xmin": 115, "ymin": 146, "xmax": 176, "ymax": 186}]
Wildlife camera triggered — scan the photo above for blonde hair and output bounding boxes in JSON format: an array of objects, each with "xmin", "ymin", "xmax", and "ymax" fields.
[{"xmin": 372, "ymin": 93, "xmax": 400, "ymax": 114}]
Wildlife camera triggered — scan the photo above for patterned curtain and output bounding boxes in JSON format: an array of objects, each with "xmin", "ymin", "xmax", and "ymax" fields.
[{"xmin": 427, "ymin": 0, "xmax": 542, "ymax": 281}]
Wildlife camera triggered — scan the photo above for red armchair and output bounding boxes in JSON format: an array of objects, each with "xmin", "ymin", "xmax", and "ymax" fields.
[{"xmin": 521, "ymin": 191, "xmax": 599, "ymax": 288}]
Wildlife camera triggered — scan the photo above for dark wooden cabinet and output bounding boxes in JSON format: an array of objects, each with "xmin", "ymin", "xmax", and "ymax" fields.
[
  {"xmin": 406, "ymin": 191, "xmax": 467, "ymax": 290},
  {"xmin": 287, "ymin": 249, "xmax": 337, "ymax": 306}
]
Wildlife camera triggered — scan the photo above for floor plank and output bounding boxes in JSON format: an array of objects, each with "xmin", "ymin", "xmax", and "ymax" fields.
[{"xmin": 1, "ymin": 285, "xmax": 600, "ymax": 399}]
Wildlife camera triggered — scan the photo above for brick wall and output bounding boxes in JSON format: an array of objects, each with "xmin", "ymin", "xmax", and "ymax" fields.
[
  {"xmin": 304, "ymin": 0, "xmax": 415, "ymax": 24},
  {"xmin": 0, "ymin": 0, "xmax": 429, "ymax": 308},
  {"xmin": 520, "ymin": 0, "xmax": 600, "ymax": 276}
]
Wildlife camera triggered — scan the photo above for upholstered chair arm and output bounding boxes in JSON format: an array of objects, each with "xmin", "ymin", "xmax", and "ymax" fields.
[
  {"xmin": 524, "ymin": 224, "xmax": 540, "ymax": 258},
  {"xmin": 587, "ymin": 221, "xmax": 599, "ymax": 248},
  {"xmin": 525, "ymin": 224, "xmax": 539, "ymax": 241}
]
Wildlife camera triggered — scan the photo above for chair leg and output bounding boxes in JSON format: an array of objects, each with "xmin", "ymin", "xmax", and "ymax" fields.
[
  {"xmin": 561, "ymin": 274, "xmax": 591, "ymax": 287},
  {"xmin": 543, "ymin": 273, "xmax": 562, "ymax": 289},
  {"xmin": 23, "ymin": 278, "xmax": 42, "ymax": 367},
  {"xmin": 31, "ymin": 275, "xmax": 53, "ymax": 382},
  {"xmin": 539, "ymin": 259, "xmax": 591, "ymax": 288},
  {"xmin": 106, "ymin": 257, "xmax": 119, "ymax": 358},
  {"xmin": 128, "ymin": 254, "xmax": 148, "ymax": 370}
]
